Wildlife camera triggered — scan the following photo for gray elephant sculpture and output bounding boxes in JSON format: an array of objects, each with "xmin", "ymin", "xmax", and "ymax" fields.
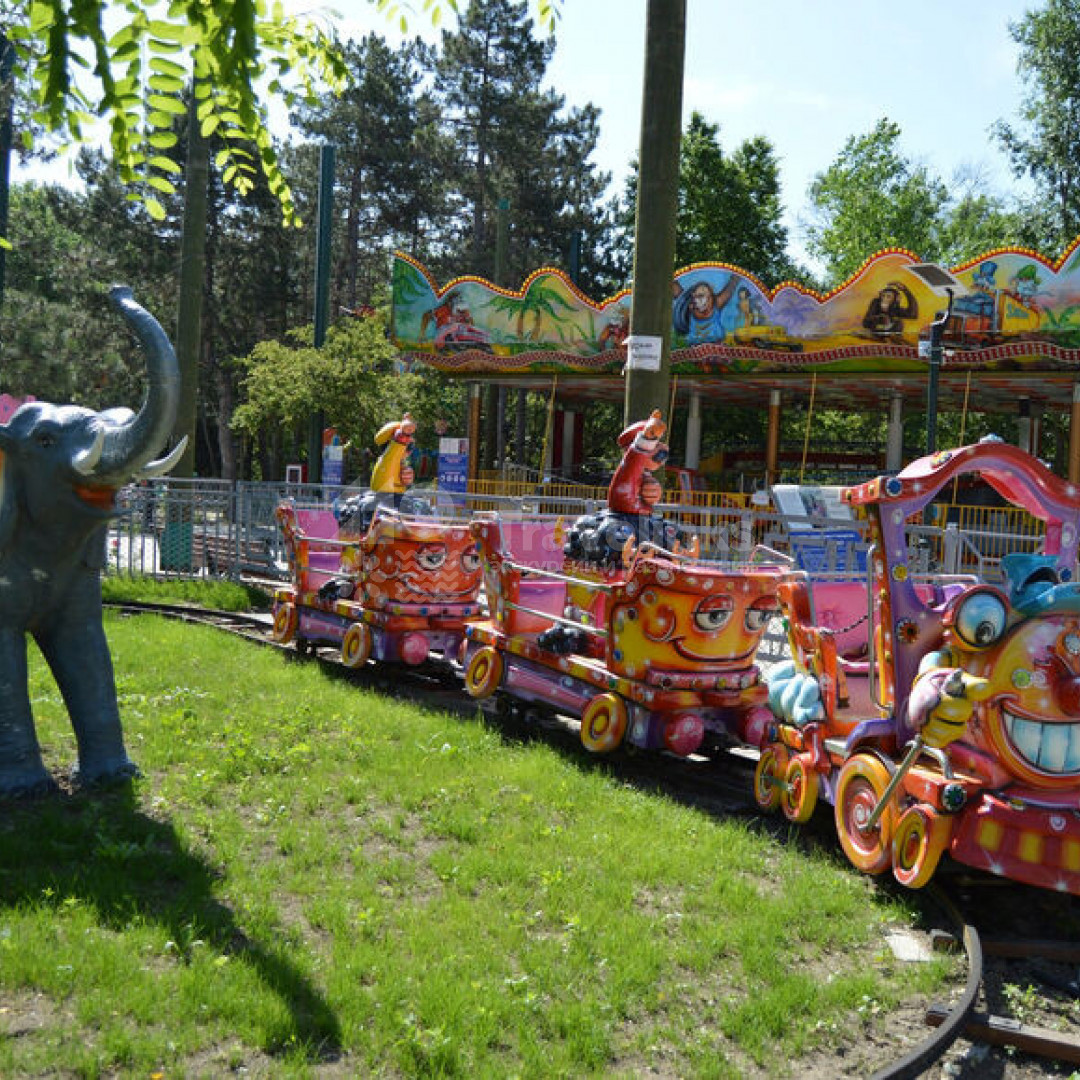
[{"xmin": 0, "ymin": 286, "xmax": 186, "ymax": 797}]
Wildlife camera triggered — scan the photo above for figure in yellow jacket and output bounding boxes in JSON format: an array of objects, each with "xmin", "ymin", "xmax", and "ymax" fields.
[{"xmin": 370, "ymin": 413, "xmax": 416, "ymax": 495}]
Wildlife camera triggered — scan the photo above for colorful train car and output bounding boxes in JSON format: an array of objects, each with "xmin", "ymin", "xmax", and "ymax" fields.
[
  {"xmin": 460, "ymin": 411, "xmax": 786, "ymax": 757},
  {"xmin": 270, "ymin": 414, "xmax": 483, "ymax": 667},
  {"xmin": 759, "ymin": 441, "xmax": 1080, "ymax": 894},
  {"xmin": 462, "ymin": 515, "xmax": 785, "ymax": 757},
  {"xmin": 271, "ymin": 503, "xmax": 483, "ymax": 666}
]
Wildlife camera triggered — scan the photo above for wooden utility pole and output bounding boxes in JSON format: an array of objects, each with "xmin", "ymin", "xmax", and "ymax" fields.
[{"xmin": 624, "ymin": 0, "xmax": 686, "ymax": 425}]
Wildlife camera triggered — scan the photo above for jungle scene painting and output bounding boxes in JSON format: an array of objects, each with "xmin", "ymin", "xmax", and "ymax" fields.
[{"xmin": 391, "ymin": 240, "xmax": 1080, "ymax": 378}]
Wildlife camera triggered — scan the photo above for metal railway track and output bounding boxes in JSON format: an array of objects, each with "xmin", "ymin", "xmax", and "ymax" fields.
[{"xmin": 111, "ymin": 600, "xmax": 1080, "ymax": 1078}]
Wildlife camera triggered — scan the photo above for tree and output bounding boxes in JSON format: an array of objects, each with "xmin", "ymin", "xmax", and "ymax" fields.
[
  {"xmin": 1, "ymin": 172, "xmax": 175, "ymax": 404},
  {"xmin": 289, "ymin": 33, "xmax": 438, "ymax": 313},
  {"xmin": 992, "ymin": 0, "xmax": 1080, "ymax": 253},
  {"xmin": 2, "ymin": 0, "xmax": 346, "ymax": 224},
  {"xmin": 936, "ymin": 165, "xmax": 1028, "ymax": 269},
  {"xmin": 231, "ymin": 314, "xmax": 465, "ymax": 483},
  {"xmin": 617, "ymin": 111, "xmax": 798, "ymax": 287},
  {"xmin": 613, "ymin": 114, "xmax": 807, "ymax": 288},
  {"xmin": 804, "ymin": 118, "xmax": 948, "ymax": 286},
  {"xmin": 433, "ymin": 0, "xmax": 606, "ymax": 286}
]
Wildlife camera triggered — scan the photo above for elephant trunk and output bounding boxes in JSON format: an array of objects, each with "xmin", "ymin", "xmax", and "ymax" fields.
[{"xmin": 91, "ymin": 286, "xmax": 183, "ymax": 484}]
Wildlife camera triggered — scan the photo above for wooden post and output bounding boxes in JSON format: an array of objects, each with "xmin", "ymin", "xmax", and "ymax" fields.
[
  {"xmin": 624, "ymin": 0, "xmax": 686, "ymax": 426},
  {"xmin": 1068, "ymin": 383, "xmax": 1080, "ymax": 484},
  {"xmin": 765, "ymin": 390, "xmax": 782, "ymax": 485},
  {"xmin": 467, "ymin": 383, "xmax": 482, "ymax": 484}
]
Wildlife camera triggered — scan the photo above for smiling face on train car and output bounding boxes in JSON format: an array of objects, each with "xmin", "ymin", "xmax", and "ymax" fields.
[
  {"xmin": 362, "ymin": 529, "xmax": 482, "ymax": 606},
  {"xmin": 608, "ymin": 562, "xmax": 778, "ymax": 677},
  {"xmin": 944, "ymin": 585, "xmax": 1080, "ymax": 789}
]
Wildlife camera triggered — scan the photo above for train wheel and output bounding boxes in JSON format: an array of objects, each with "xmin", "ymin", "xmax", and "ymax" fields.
[
  {"xmin": 464, "ymin": 646, "xmax": 503, "ymax": 699},
  {"xmin": 341, "ymin": 622, "xmax": 373, "ymax": 669},
  {"xmin": 580, "ymin": 693, "xmax": 628, "ymax": 754},
  {"xmin": 892, "ymin": 804, "xmax": 952, "ymax": 889},
  {"xmin": 663, "ymin": 713, "xmax": 704, "ymax": 756},
  {"xmin": 752, "ymin": 744, "xmax": 790, "ymax": 813},
  {"xmin": 835, "ymin": 754, "xmax": 896, "ymax": 875},
  {"xmin": 271, "ymin": 602, "xmax": 297, "ymax": 644},
  {"xmin": 781, "ymin": 753, "xmax": 819, "ymax": 824}
]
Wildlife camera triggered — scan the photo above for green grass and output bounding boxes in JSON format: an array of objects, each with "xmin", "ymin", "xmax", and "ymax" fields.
[
  {"xmin": 102, "ymin": 574, "xmax": 272, "ymax": 612},
  {"xmin": 0, "ymin": 615, "xmax": 957, "ymax": 1078}
]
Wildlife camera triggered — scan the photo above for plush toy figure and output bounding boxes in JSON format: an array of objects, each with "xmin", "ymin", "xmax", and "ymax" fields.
[
  {"xmin": 563, "ymin": 410, "xmax": 686, "ymax": 567},
  {"xmin": 608, "ymin": 409, "xmax": 668, "ymax": 515},
  {"xmin": 370, "ymin": 413, "xmax": 416, "ymax": 494},
  {"xmin": 766, "ymin": 660, "xmax": 824, "ymax": 727}
]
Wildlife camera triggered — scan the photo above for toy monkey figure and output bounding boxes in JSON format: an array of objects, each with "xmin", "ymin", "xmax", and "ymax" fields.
[
  {"xmin": 608, "ymin": 409, "xmax": 669, "ymax": 515},
  {"xmin": 370, "ymin": 413, "xmax": 416, "ymax": 494}
]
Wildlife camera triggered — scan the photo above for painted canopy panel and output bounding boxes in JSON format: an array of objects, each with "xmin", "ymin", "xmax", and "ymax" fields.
[{"xmin": 391, "ymin": 240, "xmax": 1080, "ymax": 377}]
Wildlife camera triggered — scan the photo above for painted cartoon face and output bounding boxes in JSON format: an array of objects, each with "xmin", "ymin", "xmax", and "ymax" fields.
[
  {"xmin": 361, "ymin": 529, "xmax": 482, "ymax": 607},
  {"xmin": 608, "ymin": 564, "xmax": 778, "ymax": 678},
  {"xmin": 946, "ymin": 587, "xmax": 1080, "ymax": 789},
  {"xmin": 690, "ymin": 283, "xmax": 714, "ymax": 315}
]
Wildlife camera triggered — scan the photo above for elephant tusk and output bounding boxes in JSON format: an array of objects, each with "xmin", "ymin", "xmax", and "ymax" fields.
[
  {"xmin": 72, "ymin": 428, "xmax": 106, "ymax": 476},
  {"xmin": 136, "ymin": 436, "xmax": 188, "ymax": 480}
]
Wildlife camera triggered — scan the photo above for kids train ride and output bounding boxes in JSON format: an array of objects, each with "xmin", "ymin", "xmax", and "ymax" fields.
[
  {"xmin": 761, "ymin": 441, "xmax": 1080, "ymax": 893},
  {"xmin": 269, "ymin": 413, "xmax": 1080, "ymax": 898}
]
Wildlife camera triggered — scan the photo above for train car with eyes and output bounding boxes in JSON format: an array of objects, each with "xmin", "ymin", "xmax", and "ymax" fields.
[
  {"xmin": 463, "ymin": 518, "xmax": 785, "ymax": 757},
  {"xmin": 270, "ymin": 414, "xmax": 483, "ymax": 668},
  {"xmin": 462, "ymin": 412, "xmax": 786, "ymax": 758},
  {"xmin": 758, "ymin": 441, "xmax": 1080, "ymax": 895}
]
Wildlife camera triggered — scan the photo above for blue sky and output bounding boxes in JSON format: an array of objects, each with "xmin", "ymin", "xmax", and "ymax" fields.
[
  {"xmin": 316, "ymin": 0, "xmax": 1034, "ymax": 266},
  {"xmin": 17, "ymin": 1, "xmax": 1035, "ymax": 266}
]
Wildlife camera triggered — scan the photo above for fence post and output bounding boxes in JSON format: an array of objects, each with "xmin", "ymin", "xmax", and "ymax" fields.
[{"xmin": 943, "ymin": 522, "xmax": 960, "ymax": 575}]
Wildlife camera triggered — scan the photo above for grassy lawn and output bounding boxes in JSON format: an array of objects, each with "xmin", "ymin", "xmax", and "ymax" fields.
[{"xmin": 0, "ymin": 608, "xmax": 957, "ymax": 1078}]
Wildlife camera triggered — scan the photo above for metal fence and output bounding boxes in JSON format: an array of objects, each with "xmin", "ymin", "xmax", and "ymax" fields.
[{"xmin": 103, "ymin": 477, "xmax": 1048, "ymax": 586}]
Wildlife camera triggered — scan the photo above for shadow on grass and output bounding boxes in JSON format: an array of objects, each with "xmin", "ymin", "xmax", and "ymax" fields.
[{"xmin": 0, "ymin": 783, "xmax": 342, "ymax": 1061}]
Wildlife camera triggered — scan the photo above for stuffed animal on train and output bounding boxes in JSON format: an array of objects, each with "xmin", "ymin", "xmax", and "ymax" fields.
[
  {"xmin": 563, "ymin": 409, "xmax": 686, "ymax": 567},
  {"xmin": 335, "ymin": 412, "xmax": 432, "ymax": 537}
]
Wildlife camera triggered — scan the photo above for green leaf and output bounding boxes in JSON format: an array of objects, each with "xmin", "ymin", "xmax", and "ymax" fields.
[
  {"xmin": 147, "ymin": 20, "xmax": 197, "ymax": 44},
  {"xmin": 145, "ymin": 174, "xmax": 176, "ymax": 195},
  {"xmin": 149, "ymin": 73, "xmax": 185, "ymax": 93},
  {"xmin": 149, "ymin": 55, "xmax": 188, "ymax": 77},
  {"xmin": 149, "ymin": 155, "xmax": 182, "ymax": 174},
  {"xmin": 147, "ymin": 94, "xmax": 186, "ymax": 115}
]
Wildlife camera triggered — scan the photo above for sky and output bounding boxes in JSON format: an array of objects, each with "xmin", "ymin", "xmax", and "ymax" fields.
[
  {"xmin": 295, "ymin": 0, "xmax": 1035, "ymax": 268},
  {"xmin": 15, "ymin": 0, "xmax": 1035, "ymax": 267}
]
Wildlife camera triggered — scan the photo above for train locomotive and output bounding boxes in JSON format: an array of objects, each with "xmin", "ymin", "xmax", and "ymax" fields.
[{"xmin": 759, "ymin": 441, "xmax": 1080, "ymax": 893}]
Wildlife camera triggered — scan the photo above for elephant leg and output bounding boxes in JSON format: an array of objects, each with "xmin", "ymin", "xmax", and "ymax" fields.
[
  {"xmin": 35, "ymin": 618, "xmax": 138, "ymax": 787},
  {"xmin": 0, "ymin": 629, "xmax": 56, "ymax": 797}
]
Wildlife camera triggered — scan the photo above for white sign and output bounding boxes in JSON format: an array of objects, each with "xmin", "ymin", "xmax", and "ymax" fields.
[{"xmin": 625, "ymin": 335, "xmax": 662, "ymax": 371}]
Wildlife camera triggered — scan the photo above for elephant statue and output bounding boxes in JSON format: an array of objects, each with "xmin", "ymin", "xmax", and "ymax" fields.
[{"xmin": 0, "ymin": 286, "xmax": 187, "ymax": 797}]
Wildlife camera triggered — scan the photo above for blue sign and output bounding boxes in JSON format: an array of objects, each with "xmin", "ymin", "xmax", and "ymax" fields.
[
  {"xmin": 322, "ymin": 456, "xmax": 343, "ymax": 486},
  {"xmin": 438, "ymin": 438, "xmax": 469, "ymax": 505}
]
